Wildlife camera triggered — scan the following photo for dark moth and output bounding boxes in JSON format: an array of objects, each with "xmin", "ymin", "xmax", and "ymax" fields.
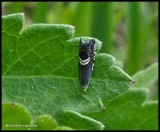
[{"xmin": 79, "ymin": 38, "xmax": 96, "ymax": 91}]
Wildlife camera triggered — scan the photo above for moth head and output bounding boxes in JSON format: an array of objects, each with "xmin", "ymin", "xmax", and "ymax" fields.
[{"xmin": 79, "ymin": 38, "xmax": 95, "ymax": 54}]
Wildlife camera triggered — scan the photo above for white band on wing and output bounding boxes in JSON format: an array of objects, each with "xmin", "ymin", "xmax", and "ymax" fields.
[{"xmin": 79, "ymin": 57, "xmax": 90, "ymax": 65}]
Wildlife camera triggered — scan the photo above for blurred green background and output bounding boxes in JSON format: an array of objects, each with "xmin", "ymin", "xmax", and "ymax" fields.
[{"xmin": 2, "ymin": 2, "xmax": 158, "ymax": 98}]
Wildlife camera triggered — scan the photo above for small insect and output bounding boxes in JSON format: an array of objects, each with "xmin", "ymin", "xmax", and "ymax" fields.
[{"xmin": 79, "ymin": 38, "xmax": 96, "ymax": 91}]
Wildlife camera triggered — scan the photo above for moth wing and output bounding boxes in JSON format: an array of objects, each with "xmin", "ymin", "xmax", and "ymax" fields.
[{"xmin": 79, "ymin": 39, "xmax": 95, "ymax": 90}]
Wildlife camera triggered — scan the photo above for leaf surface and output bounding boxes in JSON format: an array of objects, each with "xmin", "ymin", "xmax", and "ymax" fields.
[
  {"xmin": 132, "ymin": 63, "xmax": 158, "ymax": 89},
  {"xmin": 84, "ymin": 89, "xmax": 158, "ymax": 130},
  {"xmin": 2, "ymin": 13, "xmax": 134, "ymax": 122}
]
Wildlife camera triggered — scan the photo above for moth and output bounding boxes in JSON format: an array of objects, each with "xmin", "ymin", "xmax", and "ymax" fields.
[{"xmin": 79, "ymin": 38, "xmax": 96, "ymax": 91}]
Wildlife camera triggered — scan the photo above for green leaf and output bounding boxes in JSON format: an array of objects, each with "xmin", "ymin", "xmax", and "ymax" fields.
[
  {"xmin": 113, "ymin": 59, "xmax": 124, "ymax": 69},
  {"xmin": 91, "ymin": 2, "xmax": 113, "ymax": 53},
  {"xmin": 2, "ymin": 13, "xmax": 134, "ymax": 127},
  {"xmin": 84, "ymin": 89, "xmax": 158, "ymax": 130},
  {"xmin": 2, "ymin": 103, "xmax": 32, "ymax": 130},
  {"xmin": 71, "ymin": 2, "xmax": 93, "ymax": 36},
  {"xmin": 126, "ymin": 2, "xmax": 142, "ymax": 74},
  {"xmin": 132, "ymin": 63, "xmax": 158, "ymax": 89},
  {"xmin": 2, "ymin": 13, "xmax": 24, "ymax": 35},
  {"xmin": 55, "ymin": 109, "xmax": 104, "ymax": 130},
  {"xmin": 33, "ymin": 2, "xmax": 49, "ymax": 23},
  {"xmin": 31, "ymin": 115, "xmax": 58, "ymax": 130}
]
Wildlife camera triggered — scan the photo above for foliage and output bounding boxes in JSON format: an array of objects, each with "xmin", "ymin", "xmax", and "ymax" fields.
[{"xmin": 2, "ymin": 2, "xmax": 158, "ymax": 130}]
